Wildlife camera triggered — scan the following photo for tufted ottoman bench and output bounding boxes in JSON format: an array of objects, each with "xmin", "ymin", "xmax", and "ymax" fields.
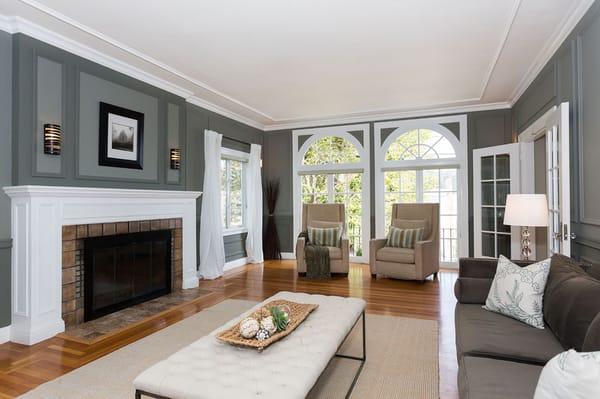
[{"xmin": 133, "ymin": 291, "xmax": 366, "ymax": 399}]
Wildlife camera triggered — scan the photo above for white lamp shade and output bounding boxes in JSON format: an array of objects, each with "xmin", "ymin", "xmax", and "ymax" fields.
[{"xmin": 503, "ymin": 194, "xmax": 549, "ymax": 227}]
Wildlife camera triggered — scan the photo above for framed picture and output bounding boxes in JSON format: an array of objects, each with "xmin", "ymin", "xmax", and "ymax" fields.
[{"xmin": 98, "ymin": 102, "xmax": 144, "ymax": 169}]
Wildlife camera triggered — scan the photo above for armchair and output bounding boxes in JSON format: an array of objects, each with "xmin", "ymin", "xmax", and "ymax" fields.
[
  {"xmin": 296, "ymin": 203, "xmax": 350, "ymax": 276},
  {"xmin": 369, "ymin": 203, "xmax": 440, "ymax": 282}
]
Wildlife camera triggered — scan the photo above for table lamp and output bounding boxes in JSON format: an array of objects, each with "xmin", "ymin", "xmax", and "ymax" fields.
[{"xmin": 503, "ymin": 194, "xmax": 549, "ymax": 260}]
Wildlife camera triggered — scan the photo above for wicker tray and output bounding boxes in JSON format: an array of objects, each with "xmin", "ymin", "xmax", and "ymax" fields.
[{"xmin": 216, "ymin": 299, "xmax": 319, "ymax": 351}]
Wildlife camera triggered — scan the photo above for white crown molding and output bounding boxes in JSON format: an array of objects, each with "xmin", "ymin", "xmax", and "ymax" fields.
[
  {"xmin": 17, "ymin": 0, "xmax": 274, "ymax": 121},
  {"xmin": 263, "ymin": 101, "xmax": 511, "ymax": 131},
  {"xmin": 0, "ymin": 15, "xmax": 194, "ymax": 98},
  {"xmin": 478, "ymin": 0, "xmax": 522, "ymax": 99},
  {"xmin": 187, "ymin": 96, "xmax": 266, "ymax": 130},
  {"xmin": 0, "ymin": 12, "xmax": 271, "ymax": 130},
  {"xmin": 0, "ymin": 14, "xmax": 17, "ymax": 33},
  {"xmin": 508, "ymin": 0, "xmax": 596, "ymax": 105},
  {"xmin": 0, "ymin": 0, "xmax": 592, "ymax": 132}
]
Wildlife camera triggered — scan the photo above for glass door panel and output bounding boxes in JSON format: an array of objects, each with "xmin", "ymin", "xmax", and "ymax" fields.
[
  {"xmin": 334, "ymin": 173, "xmax": 363, "ymax": 257},
  {"xmin": 473, "ymin": 144, "xmax": 520, "ymax": 259},
  {"xmin": 383, "ymin": 170, "xmax": 417, "ymax": 230},
  {"xmin": 480, "ymin": 153, "xmax": 511, "ymax": 258},
  {"xmin": 301, "ymin": 173, "xmax": 364, "ymax": 257},
  {"xmin": 384, "ymin": 168, "xmax": 458, "ymax": 263}
]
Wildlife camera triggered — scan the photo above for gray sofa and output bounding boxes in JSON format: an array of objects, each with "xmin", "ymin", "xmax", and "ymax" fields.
[{"xmin": 454, "ymin": 255, "xmax": 600, "ymax": 399}]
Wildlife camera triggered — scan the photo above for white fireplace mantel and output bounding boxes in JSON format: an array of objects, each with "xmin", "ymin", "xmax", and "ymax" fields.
[{"xmin": 3, "ymin": 185, "xmax": 202, "ymax": 345}]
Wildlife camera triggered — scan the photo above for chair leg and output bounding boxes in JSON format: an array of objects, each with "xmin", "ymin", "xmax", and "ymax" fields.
[{"xmin": 433, "ymin": 272, "xmax": 438, "ymax": 280}]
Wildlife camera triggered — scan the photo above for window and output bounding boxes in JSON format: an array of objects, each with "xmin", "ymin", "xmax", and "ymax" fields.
[
  {"xmin": 386, "ymin": 129, "xmax": 456, "ymax": 161},
  {"xmin": 375, "ymin": 117, "xmax": 468, "ymax": 267},
  {"xmin": 220, "ymin": 150, "xmax": 247, "ymax": 232},
  {"xmin": 293, "ymin": 125, "xmax": 370, "ymax": 262},
  {"xmin": 303, "ymin": 136, "xmax": 360, "ymax": 165}
]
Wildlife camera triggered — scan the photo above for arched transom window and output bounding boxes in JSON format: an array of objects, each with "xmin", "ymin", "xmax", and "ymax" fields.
[
  {"xmin": 386, "ymin": 129, "xmax": 456, "ymax": 161},
  {"xmin": 303, "ymin": 136, "xmax": 360, "ymax": 165}
]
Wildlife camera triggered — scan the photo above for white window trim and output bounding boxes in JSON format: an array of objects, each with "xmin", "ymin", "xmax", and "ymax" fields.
[
  {"xmin": 374, "ymin": 115, "xmax": 468, "ymax": 268},
  {"xmin": 292, "ymin": 124, "xmax": 370, "ymax": 263},
  {"xmin": 221, "ymin": 147, "xmax": 249, "ymax": 236}
]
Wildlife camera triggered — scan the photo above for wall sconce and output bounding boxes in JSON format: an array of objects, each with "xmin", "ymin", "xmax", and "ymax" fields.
[
  {"xmin": 43, "ymin": 124, "xmax": 62, "ymax": 155},
  {"xmin": 170, "ymin": 148, "xmax": 181, "ymax": 170}
]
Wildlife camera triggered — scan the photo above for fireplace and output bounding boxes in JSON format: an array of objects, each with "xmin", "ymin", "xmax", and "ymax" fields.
[
  {"xmin": 3, "ymin": 185, "xmax": 201, "ymax": 345},
  {"xmin": 84, "ymin": 230, "xmax": 172, "ymax": 321}
]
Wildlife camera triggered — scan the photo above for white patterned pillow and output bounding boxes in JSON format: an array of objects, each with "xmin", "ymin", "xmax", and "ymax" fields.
[
  {"xmin": 534, "ymin": 350, "xmax": 600, "ymax": 399},
  {"xmin": 483, "ymin": 255, "xmax": 551, "ymax": 329}
]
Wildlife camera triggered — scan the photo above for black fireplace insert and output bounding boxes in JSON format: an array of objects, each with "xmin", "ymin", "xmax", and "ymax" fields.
[{"xmin": 84, "ymin": 230, "xmax": 172, "ymax": 321}]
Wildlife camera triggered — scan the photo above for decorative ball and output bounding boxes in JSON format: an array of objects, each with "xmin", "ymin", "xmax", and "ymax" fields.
[
  {"xmin": 256, "ymin": 328, "xmax": 270, "ymax": 341},
  {"xmin": 240, "ymin": 317, "xmax": 260, "ymax": 339},
  {"xmin": 260, "ymin": 316, "xmax": 277, "ymax": 335}
]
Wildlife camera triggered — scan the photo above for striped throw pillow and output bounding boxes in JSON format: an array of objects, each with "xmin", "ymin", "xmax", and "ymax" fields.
[
  {"xmin": 307, "ymin": 226, "xmax": 341, "ymax": 247},
  {"xmin": 386, "ymin": 226, "xmax": 424, "ymax": 249}
]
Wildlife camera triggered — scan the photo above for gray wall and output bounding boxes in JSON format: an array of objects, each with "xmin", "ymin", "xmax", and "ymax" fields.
[
  {"xmin": 12, "ymin": 33, "xmax": 187, "ymax": 189},
  {"xmin": 3, "ymin": 33, "xmax": 263, "ymax": 328},
  {"xmin": 263, "ymin": 109, "xmax": 513, "ymax": 255},
  {"xmin": 0, "ymin": 31, "xmax": 12, "ymax": 328},
  {"xmin": 512, "ymin": 2, "xmax": 600, "ymax": 265}
]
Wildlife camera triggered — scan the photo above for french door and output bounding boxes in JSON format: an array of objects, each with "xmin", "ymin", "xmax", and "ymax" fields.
[
  {"xmin": 473, "ymin": 144, "xmax": 521, "ymax": 259},
  {"xmin": 301, "ymin": 172, "xmax": 364, "ymax": 258},
  {"xmin": 384, "ymin": 168, "xmax": 459, "ymax": 264},
  {"xmin": 542, "ymin": 103, "xmax": 571, "ymax": 256},
  {"xmin": 474, "ymin": 103, "xmax": 571, "ymax": 260}
]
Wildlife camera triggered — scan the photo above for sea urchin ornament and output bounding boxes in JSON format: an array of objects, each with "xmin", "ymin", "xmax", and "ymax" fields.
[{"xmin": 255, "ymin": 328, "xmax": 270, "ymax": 341}]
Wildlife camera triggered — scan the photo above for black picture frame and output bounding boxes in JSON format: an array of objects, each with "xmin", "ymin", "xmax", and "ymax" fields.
[{"xmin": 98, "ymin": 102, "xmax": 144, "ymax": 169}]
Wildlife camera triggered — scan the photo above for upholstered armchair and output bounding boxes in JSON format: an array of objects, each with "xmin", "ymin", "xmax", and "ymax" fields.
[
  {"xmin": 369, "ymin": 203, "xmax": 440, "ymax": 282},
  {"xmin": 296, "ymin": 203, "xmax": 350, "ymax": 276}
]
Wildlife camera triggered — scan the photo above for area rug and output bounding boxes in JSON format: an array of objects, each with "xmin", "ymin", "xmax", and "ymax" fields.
[{"xmin": 20, "ymin": 299, "xmax": 439, "ymax": 399}]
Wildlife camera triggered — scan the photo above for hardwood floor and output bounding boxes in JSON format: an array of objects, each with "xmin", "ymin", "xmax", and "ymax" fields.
[{"xmin": 0, "ymin": 260, "xmax": 458, "ymax": 398}]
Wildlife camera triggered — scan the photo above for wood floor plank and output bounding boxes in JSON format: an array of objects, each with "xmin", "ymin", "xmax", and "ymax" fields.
[{"xmin": 0, "ymin": 260, "xmax": 458, "ymax": 398}]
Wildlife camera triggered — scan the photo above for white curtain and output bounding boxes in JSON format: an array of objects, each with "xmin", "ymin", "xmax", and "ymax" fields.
[
  {"xmin": 198, "ymin": 130, "xmax": 226, "ymax": 279},
  {"xmin": 245, "ymin": 144, "xmax": 264, "ymax": 263}
]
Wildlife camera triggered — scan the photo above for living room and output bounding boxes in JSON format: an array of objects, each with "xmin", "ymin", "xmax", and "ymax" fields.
[{"xmin": 1, "ymin": 1, "xmax": 600, "ymax": 398}]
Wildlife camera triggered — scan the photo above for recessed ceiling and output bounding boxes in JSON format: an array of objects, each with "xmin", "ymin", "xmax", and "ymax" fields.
[{"xmin": 0, "ymin": 0, "xmax": 594, "ymax": 129}]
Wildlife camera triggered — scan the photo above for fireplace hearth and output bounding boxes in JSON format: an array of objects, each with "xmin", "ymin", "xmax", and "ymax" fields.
[{"xmin": 84, "ymin": 230, "xmax": 172, "ymax": 321}]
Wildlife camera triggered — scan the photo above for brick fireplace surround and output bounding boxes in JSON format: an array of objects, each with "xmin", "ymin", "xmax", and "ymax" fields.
[{"xmin": 62, "ymin": 218, "xmax": 183, "ymax": 327}]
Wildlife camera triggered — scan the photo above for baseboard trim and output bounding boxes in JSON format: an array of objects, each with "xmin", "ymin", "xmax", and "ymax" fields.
[
  {"xmin": 0, "ymin": 325, "xmax": 10, "ymax": 344},
  {"xmin": 224, "ymin": 257, "xmax": 249, "ymax": 271},
  {"xmin": 281, "ymin": 252, "xmax": 296, "ymax": 260}
]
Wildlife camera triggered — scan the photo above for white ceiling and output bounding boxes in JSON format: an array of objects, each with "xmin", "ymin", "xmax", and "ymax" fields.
[{"xmin": 0, "ymin": 0, "xmax": 594, "ymax": 130}]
